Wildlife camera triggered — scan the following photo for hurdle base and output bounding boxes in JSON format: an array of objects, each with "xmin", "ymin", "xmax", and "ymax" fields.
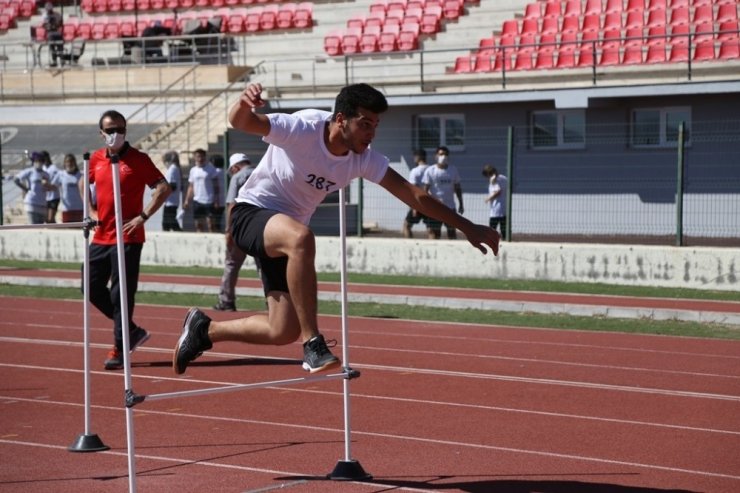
[
  {"xmin": 68, "ymin": 433, "xmax": 110, "ymax": 453},
  {"xmin": 327, "ymin": 459, "xmax": 372, "ymax": 481}
]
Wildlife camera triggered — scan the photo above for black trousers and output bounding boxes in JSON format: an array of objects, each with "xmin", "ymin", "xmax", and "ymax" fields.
[
  {"xmin": 162, "ymin": 205, "xmax": 181, "ymax": 231},
  {"xmin": 84, "ymin": 243, "xmax": 143, "ymax": 351}
]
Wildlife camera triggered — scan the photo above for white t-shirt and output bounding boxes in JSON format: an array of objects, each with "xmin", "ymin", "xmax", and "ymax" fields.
[
  {"xmin": 15, "ymin": 167, "xmax": 50, "ymax": 212},
  {"xmin": 164, "ymin": 163, "xmax": 182, "ymax": 207},
  {"xmin": 422, "ymin": 164, "xmax": 460, "ymax": 209},
  {"xmin": 408, "ymin": 163, "xmax": 429, "ymax": 187},
  {"xmin": 488, "ymin": 174, "xmax": 508, "ymax": 218},
  {"xmin": 44, "ymin": 163, "xmax": 61, "ymax": 201},
  {"xmin": 51, "ymin": 170, "xmax": 83, "ymax": 212},
  {"xmin": 188, "ymin": 163, "xmax": 218, "ymax": 204},
  {"xmin": 236, "ymin": 109, "xmax": 390, "ymax": 225}
]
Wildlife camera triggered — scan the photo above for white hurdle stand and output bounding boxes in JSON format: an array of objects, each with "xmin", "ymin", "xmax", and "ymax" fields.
[
  {"xmin": 0, "ymin": 154, "xmax": 110, "ymax": 454},
  {"xmin": 118, "ymin": 182, "xmax": 369, "ymax": 491}
]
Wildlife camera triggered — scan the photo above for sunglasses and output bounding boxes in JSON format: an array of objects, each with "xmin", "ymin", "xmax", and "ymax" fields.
[{"xmin": 101, "ymin": 127, "xmax": 126, "ymax": 135}]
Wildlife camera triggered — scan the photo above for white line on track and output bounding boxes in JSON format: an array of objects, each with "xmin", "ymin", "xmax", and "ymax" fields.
[
  {"xmin": 2, "ymin": 360, "xmax": 740, "ymax": 436},
  {"xmin": 1, "ymin": 400, "xmax": 740, "ymax": 482}
]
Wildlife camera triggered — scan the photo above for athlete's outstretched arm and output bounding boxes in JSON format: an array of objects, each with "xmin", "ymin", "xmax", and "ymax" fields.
[{"xmin": 228, "ymin": 82, "xmax": 272, "ymax": 137}]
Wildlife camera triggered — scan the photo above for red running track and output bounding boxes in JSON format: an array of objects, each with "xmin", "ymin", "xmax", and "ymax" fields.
[{"xmin": 1, "ymin": 296, "xmax": 739, "ymax": 492}]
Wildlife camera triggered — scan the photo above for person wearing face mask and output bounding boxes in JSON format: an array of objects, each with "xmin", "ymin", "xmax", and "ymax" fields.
[
  {"xmin": 13, "ymin": 152, "xmax": 52, "ymax": 224},
  {"xmin": 50, "ymin": 153, "xmax": 84, "ymax": 223},
  {"xmin": 421, "ymin": 146, "xmax": 464, "ymax": 240},
  {"xmin": 81, "ymin": 109, "xmax": 171, "ymax": 370},
  {"xmin": 482, "ymin": 164, "xmax": 508, "ymax": 241}
]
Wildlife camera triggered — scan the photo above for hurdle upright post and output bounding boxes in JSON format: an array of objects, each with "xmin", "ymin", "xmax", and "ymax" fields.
[
  {"xmin": 69, "ymin": 152, "xmax": 110, "ymax": 453},
  {"xmin": 327, "ymin": 186, "xmax": 372, "ymax": 481}
]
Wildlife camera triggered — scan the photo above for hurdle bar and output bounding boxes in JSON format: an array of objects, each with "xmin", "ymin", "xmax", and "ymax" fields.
[{"xmin": 125, "ymin": 369, "xmax": 360, "ymax": 407}]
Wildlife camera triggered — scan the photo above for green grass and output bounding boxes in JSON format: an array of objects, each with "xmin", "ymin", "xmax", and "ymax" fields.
[
  {"xmin": 2, "ymin": 258, "xmax": 739, "ymax": 301},
  {"xmin": 2, "ymin": 259, "xmax": 739, "ymax": 341}
]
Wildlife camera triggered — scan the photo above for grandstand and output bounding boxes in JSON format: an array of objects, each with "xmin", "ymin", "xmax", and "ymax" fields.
[{"xmin": 1, "ymin": 0, "xmax": 739, "ymax": 245}]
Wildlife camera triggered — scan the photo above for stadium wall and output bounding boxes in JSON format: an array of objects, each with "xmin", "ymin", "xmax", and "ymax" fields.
[{"xmin": 1, "ymin": 230, "xmax": 737, "ymax": 292}]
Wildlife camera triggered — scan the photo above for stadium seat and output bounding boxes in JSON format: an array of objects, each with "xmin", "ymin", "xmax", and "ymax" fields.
[
  {"xmin": 150, "ymin": 0, "xmax": 165, "ymax": 9},
  {"xmin": 119, "ymin": 18, "xmax": 136, "ymax": 37},
  {"xmin": 563, "ymin": 0, "xmax": 581, "ymax": 18},
  {"xmin": 293, "ymin": 2, "xmax": 313, "ymax": 28},
  {"xmin": 514, "ymin": 47, "xmax": 534, "ymax": 70},
  {"xmin": 398, "ymin": 21, "xmax": 420, "ymax": 50},
  {"xmin": 561, "ymin": 15, "xmax": 579, "ymax": 33},
  {"xmin": 107, "ymin": 0, "xmax": 122, "ymax": 12},
  {"xmin": 582, "ymin": 13, "xmax": 601, "ymax": 32},
  {"xmin": 646, "ymin": 7, "xmax": 666, "ymax": 28},
  {"xmin": 692, "ymin": 5, "xmax": 712, "ymax": 25},
  {"xmin": 369, "ymin": 0, "xmax": 387, "ymax": 15},
  {"xmin": 543, "ymin": 1, "xmax": 561, "ymax": 19},
  {"xmin": 718, "ymin": 20, "xmax": 739, "ymax": 40},
  {"xmin": 365, "ymin": 11, "xmax": 386, "ymax": 30},
  {"xmin": 578, "ymin": 30, "xmax": 599, "ymax": 66},
  {"xmin": 360, "ymin": 25, "xmax": 381, "ymax": 52},
  {"xmin": 670, "ymin": 22, "xmax": 690, "ymax": 44},
  {"xmin": 92, "ymin": 0, "xmax": 107, "ymax": 12},
  {"xmin": 540, "ymin": 16, "xmax": 559, "ymax": 35},
  {"xmin": 453, "ymin": 54, "xmax": 473, "ymax": 72},
  {"xmin": 523, "ymin": 2, "xmax": 541, "ymax": 20},
  {"xmin": 647, "ymin": 0, "xmax": 666, "ymax": 9},
  {"xmin": 180, "ymin": 0, "xmax": 194, "ymax": 7},
  {"xmin": 19, "ymin": 0, "xmax": 37, "ymax": 18},
  {"xmin": 717, "ymin": 37, "xmax": 739, "ymax": 59},
  {"xmin": 645, "ymin": 39, "xmax": 667, "ymax": 62},
  {"xmin": 625, "ymin": 0, "xmax": 644, "ymax": 12},
  {"xmin": 0, "ymin": 13, "xmax": 12, "ymax": 33},
  {"xmin": 521, "ymin": 18, "xmax": 538, "ymax": 36},
  {"xmin": 387, "ymin": 0, "xmax": 406, "ymax": 11},
  {"xmin": 404, "ymin": 6, "xmax": 423, "ymax": 24},
  {"xmin": 600, "ymin": 29, "xmax": 622, "ymax": 65},
  {"xmin": 604, "ymin": 12, "xmax": 622, "ymax": 31},
  {"xmin": 717, "ymin": 4, "xmax": 739, "ymax": 24},
  {"xmin": 534, "ymin": 46, "xmax": 555, "ymax": 69},
  {"xmin": 227, "ymin": 13, "xmax": 245, "ymax": 33},
  {"xmin": 165, "ymin": 0, "xmax": 178, "ymax": 9},
  {"xmin": 341, "ymin": 27, "xmax": 362, "ymax": 53},
  {"xmin": 442, "ymin": 0, "xmax": 462, "ymax": 20},
  {"xmin": 324, "ymin": 31, "xmax": 342, "ymax": 55},
  {"xmin": 63, "ymin": 20, "xmax": 78, "ymax": 41},
  {"xmin": 34, "ymin": 25, "xmax": 47, "ymax": 42},
  {"xmin": 647, "ymin": 24, "xmax": 666, "ymax": 43},
  {"xmin": 103, "ymin": 20, "xmax": 120, "ymax": 39},
  {"xmin": 76, "ymin": 21, "xmax": 93, "ymax": 40},
  {"xmin": 604, "ymin": 0, "xmax": 624, "ymax": 14},
  {"xmin": 693, "ymin": 39, "xmax": 715, "ymax": 61},
  {"xmin": 420, "ymin": 5, "xmax": 441, "ymax": 34},
  {"xmin": 379, "ymin": 23, "xmax": 400, "ymax": 51},
  {"xmin": 556, "ymin": 45, "xmax": 577, "ymax": 68},
  {"xmin": 260, "ymin": 5, "xmax": 279, "ymax": 30},
  {"xmin": 584, "ymin": 0, "xmax": 602, "ymax": 16},
  {"xmin": 670, "ymin": 6, "xmax": 689, "ymax": 26},
  {"xmin": 519, "ymin": 31, "xmax": 537, "ymax": 51},
  {"xmin": 669, "ymin": 0, "xmax": 688, "ymax": 8},
  {"xmin": 386, "ymin": 5, "xmax": 404, "ymax": 25},
  {"xmin": 693, "ymin": 21, "xmax": 714, "ymax": 43},
  {"xmin": 276, "ymin": 3, "xmax": 296, "ymax": 29},
  {"xmin": 500, "ymin": 19, "xmax": 518, "ymax": 38},
  {"xmin": 625, "ymin": 11, "xmax": 645, "ymax": 30},
  {"xmin": 668, "ymin": 38, "xmax": 689, "ymax": 61},
  {"xmin": 244, "ymin": 8, "xmax": 262, "ymax": 32},
  {"xmin": 622, "ymin": 39, "xmax": 644, "ymax": 63}
]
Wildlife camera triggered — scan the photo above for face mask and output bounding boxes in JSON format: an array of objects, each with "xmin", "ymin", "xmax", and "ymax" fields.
[
  {"xmin": 33, "ymin": 161, "xmax": 44, "ymax": 170},
  {"xmin": 437, "ymin": 154, "xmax": 448, "ymax": 165},
  {"xmin": 104, "ymin": 132, "xmax": 125, "ymax": 149}
]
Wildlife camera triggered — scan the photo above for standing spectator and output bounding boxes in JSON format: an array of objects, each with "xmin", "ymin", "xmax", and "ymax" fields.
[
  {"xmin": 183, "ymin": 148, "xmax": 219, "ymax": 232},
  {"xmin": 483, "ymin": 164, "xmax": 508, "ymax": 241},
  {"xmin": 41, "ymin": 150, "xmax": 61, "ymax": 223},
  {"xmin": 402, "ymin": 148, "xmax": 430, "ymax": 238},
  {"xmin": 213, "ymin": 153, "xmax": 256, "ymax": 311},
  {"xmin": 50, "ymin": 153, "xmax": 84, "ymax": 223},
  {"xmin": 172, "ymin": 83, "xmax": 499, "ymax": 377},
  {"xmin": 422, "ymin": 146, "xmax": 464, "ymax": 239},
  {"xmin": 161, "ymin": 150, "xmax": 183, "ymax": 231},
  {"xmin": 83, "ymin": 109, "xmax": 171, "ymax": 370},
  {"xmin": 13, "ymin": 152, "xmax": 51, "ymax": 225},
  {"xmin": 211, "ymin": 154, "xmax": 226, "ymax": 232},
  {"xmin": 42, "ymin": 2, "xmax": 64, "ymax": 67}
]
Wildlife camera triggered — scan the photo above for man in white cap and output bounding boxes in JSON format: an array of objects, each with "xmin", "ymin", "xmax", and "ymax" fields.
[{"xmin": 213, "ymin": 153, "xmax": 256, "ymax": 311}]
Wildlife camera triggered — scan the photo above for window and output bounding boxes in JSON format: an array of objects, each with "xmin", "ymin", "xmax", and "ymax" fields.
[
  {"xmin": 631, "ymin": 107, "xmax": 691, "ymax": 147},
  {"xmin": 414, "ymin": 114, "xmax": 465, "ymax": 151},
  {"xmin": 531, "ymin": 110, "xmax": 585, "ymax": 149}
]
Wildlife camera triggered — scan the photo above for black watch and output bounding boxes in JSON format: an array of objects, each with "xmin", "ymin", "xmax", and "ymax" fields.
[{"xmin": 139, "ymin": 212, "xmax": 149, "ymax": 221}]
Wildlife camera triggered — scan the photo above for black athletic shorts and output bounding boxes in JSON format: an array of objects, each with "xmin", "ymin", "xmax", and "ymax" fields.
[
  {"xmin": 230, "ymin": 202, "xmax": 289, "ymax": 295},
  {"xmin": 192, "ymin": 201, "xmax": 212, "ymax": 220}
]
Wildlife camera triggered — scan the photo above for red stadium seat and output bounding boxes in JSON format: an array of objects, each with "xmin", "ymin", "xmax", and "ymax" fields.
[
  {"xmin": 360, "ymin": 25, "xmax": 381, "ymax": 52},
  {"xmin": 603, "ymin": 12, "xmax": 622, "ymax": 31},
  {"xmin": 227, "ymin": 13, "xmax": 245, "ymax": 33},
  {"xmin": 584, "ymin": 0, "xmax": 601, "ymax": 16},
  {"xmin": 63, "ymin": 21, "xmax": 78, "ymax": 41},
  {"xmin": 540, "ymin": 16, "xmax": 559, "ymax": 35},
  {"xmin": 581, "ymin": 13, "xmax": 600, "ymax": 33},
  {"xmin": 543, "ymin": 1, "xmax": 561, "ymax": 19},
  {"xmin": 625, "ymin": 10, "xmax": 644, "ymax": 30},
  {"xmin": 420, "ymin": 5, "xmax": 441, "ymax": 34},
  {"xmin": 523, "ymin": 2, "xmax": 540, "ymax": 20},
  {"xmin": 260, "ymin": 5, "xmax": 279, "ymax": 30},
  {"xmin": 520, "ymin": 18, "xmax": 538, "ymax": 36},
  {"xmin": 76, "ymin": 21, "xmax": 92, "ymax": 40},
  {"xmin": 341, "ymin": 27, "xmax": 362, "ymax": 54},
  {"xmin": 578, "ymin": 31, "xmax": 599, "ymax": 66},
  {"xmin": 668, "ymin": 38, "xmax": 689, "ymax": 61},
  {"xmin": 645, "ymin": 39, "xmax": 666, "ymax": 62},
  {"xmin": 379, "ymin": 23, "xmax": 400, "ymax": 51},
  {"xmin": 693, "ymin": 21, "xmax": 714, "ymax": 43},
  {"xmin": 500, "ymin": 19, "xmax": 518, "ymax": 38},
  {"xmin": 646, "ymin": 7, "xmax": 666, "ymax": 28},
  {"xmin": 718, "ymin": 20, "xmax": 739, "ymax": 40},
  {"xmin": 625, "ymin": 0, "xmax": 644, "ymax": 12},
  {"xmin": 369, "ymin": 0, "xmax": 387, "ymax": 15},
  {"xmin": 453, "ymin": 54, "xmax": 473, "ymax": 73},
  {"xmin": 622, "ymin": 39, "xmax": 644, "ymax": 64},
  {"xmin": 563, "ymin": 0, "xmax": 581, "ymax": 18},
  {"xmin": 647, "ymin": 0, "xmax": 666, "ymax": 9},
  {"xmin": 561, "ymin": 15, "xmax": 579, "ymax": 33},
  {"xmin": 692, "ymin": 5, "xmax": 712, "ymax": 25},
  {"xmin": 324, "ymin": 31, "xmax": 343, "ymax": 55},
  {"xmin": 717, "ymin": 3, "xmax": 739, "ymax": 24},
  {"xmin": 293, "ymin": 3, "xmax": 313, "ymax": 28},
  {"xmin": 165, "ymin": 0, "xmax": 179, "ymax": 9},
  {"xmin": 535, "ymin": 46, "xmax": 555, "ymax": 68},
  {"xmin": 604, "ymin": 0, "xmax": 623, "ymax": 14},
  {"xmin": 276, "ymin": 3, "xmax": 296, "ymax": 29},
  {"xmin": 398, "ymin": 21, "xmax": 420, "ymax": 50},
  {"xmin": 107, "ymin": 0, "xmax": 122, "ymax": 12},
  {"xmin": 365, "ymin": 11, "xmax": 385, "ymax": 30},
  {"xmin": 693, "ymin": 39, "xmax": 715, "ymax": 61},
  {"xmin": 19, "ymin": 0, "xmax": 37, "ymax": 18},
  {"xmin": 670, "ymin": 6, "xmax": 689, "ymax": 26},
  {"xmin": 404, "ymin": 6, "xmax": 423, "ymax": 24},
  {"xmin": 717, "ymin": 37, "xmax": 739, "ymax": 59},
  {"xmin": 34, "ymin": 25, "xmax": 47, "ymax": 41},
  {"xmin": 442, "ymin": 0, "xmax": 462, "ymax": 20},
  {"xmin": 92, "ymin": 0, "xmax": 107, "ymax": 12},
  {"xmin": 103, "ymin": 21, "xmax": 120, "ymax": 39},
  {"xmin": 556, "ymin": 45, "xmax": 577, "ymax": 68},
  {"xmin": 180, "ymin": 0, "xmax": 194, "ymax": 7},
  {"xmin": 346, "ymin": 14, "xmax": 365, "ymax": 30},
  {"xmin": 244, "ymin": 7, "xmax": 262, "ymax": 32},
  {"xmin": 514, "ymin": 47, "xmax": 534, "ymax": 70}
]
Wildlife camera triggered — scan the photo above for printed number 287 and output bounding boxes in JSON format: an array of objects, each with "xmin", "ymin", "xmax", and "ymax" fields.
[{"xmin": 306, "ymin": 174, "xmax": 336, "ymax": 192}]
